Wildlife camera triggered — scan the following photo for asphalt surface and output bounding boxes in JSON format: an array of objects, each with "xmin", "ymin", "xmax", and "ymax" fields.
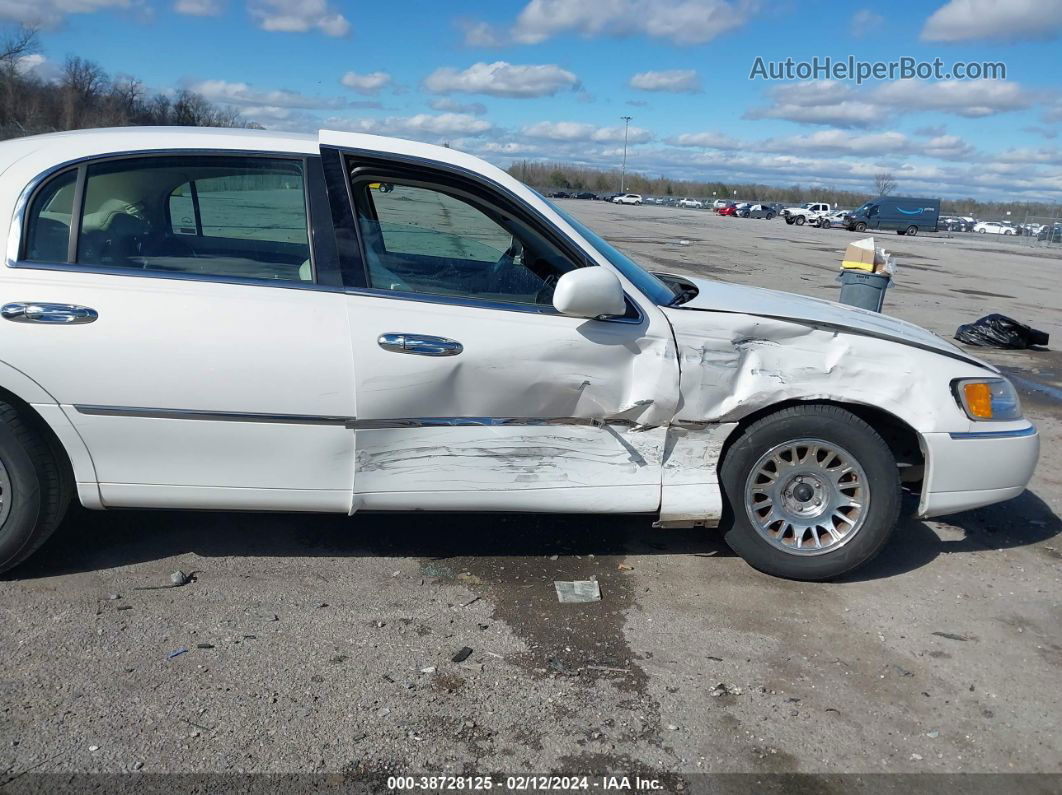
[{"xmin": 1, "ymin": 203, "xmax": 1059, "ymax": 786}]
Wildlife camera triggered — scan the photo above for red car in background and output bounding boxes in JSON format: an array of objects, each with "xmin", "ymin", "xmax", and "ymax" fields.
[{"xmin": 717, "ymin": 202, "xmax": 738, "ymax": 216}]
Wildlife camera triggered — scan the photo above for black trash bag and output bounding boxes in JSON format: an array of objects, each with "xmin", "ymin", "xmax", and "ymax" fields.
[{"xmin": 955, "ymin": 314, "xmax": 1049, "ymax": 349}]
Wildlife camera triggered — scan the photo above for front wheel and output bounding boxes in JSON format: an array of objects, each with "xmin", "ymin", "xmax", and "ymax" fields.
[
  {"xmin": 819, "ymin": 219, "xmax": 831, "ymax": 229},
  {"xmin": 765, "ymin": 213, "xmax": 774, "ymax": 220},
  {"xmin": 720, "ymin": 404, "xmax": 901, "ymax": 581},
  {"xmin": 794, "ymin": 216, "xmax": 806, "ymax": 226},
  {"xmin": 854, "ymin": 222, "xmax": 867, "ymax": 232}
]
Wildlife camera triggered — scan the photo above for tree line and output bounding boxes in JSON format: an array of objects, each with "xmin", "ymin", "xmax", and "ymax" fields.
[
  {"xmin": 0, "ymin": 26, "xmax": 255, "ymax": 141},
  {"xmin": 508, "ymin": 160, "xmax": 1061, "ymax": 222}
]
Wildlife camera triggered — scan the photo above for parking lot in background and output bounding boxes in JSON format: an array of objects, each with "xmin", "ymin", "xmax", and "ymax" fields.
[{"xmin": 1, "ymin": 204, "xmax": 1059, "ymax": 778}]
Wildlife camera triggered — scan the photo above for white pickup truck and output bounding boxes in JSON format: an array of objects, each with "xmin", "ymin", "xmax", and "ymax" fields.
[{"xmin": 782, "ymin": 202, "xmax": 831, "ymax": 226}]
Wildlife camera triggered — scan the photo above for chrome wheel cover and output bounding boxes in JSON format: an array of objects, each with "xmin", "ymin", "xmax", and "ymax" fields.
[{"xmin": 744, "ymin": 439, "xmax": 869, "ymax": 556}]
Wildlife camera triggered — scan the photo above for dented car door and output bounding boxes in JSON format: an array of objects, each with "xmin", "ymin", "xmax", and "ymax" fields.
[{"xmin": 328, "ymin": 150, "xmax": 680, "ymax": 513}]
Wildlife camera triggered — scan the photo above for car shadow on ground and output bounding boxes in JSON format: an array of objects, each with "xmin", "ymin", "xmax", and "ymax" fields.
[{"xmin": 6, "ymin": 490, "xmax": 1059, "ymax": 583}]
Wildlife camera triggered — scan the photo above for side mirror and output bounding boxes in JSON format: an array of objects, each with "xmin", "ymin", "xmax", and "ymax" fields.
[{"xmin": 552, "ymin": 268, "xmax": 626, "ymax": 319}]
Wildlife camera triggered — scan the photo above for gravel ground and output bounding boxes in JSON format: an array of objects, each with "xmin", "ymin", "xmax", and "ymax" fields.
[{"xmin": 1, "ymin": 203, "xmax": 1059, "ymax": 787}]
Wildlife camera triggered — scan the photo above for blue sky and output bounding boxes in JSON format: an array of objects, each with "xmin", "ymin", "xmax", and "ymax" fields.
[{"xmin": 8, "ymin": 0, "xmax": 1062, "ymax": 201}]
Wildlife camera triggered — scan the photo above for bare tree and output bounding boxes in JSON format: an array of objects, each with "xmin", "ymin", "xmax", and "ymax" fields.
[
  {"xmin": 0, "ymin": 25, "xmax": 39, "ymax": 69},
  {"xmin": 874, "ymin": 171, "xmax": 897, "ymax": 195}
]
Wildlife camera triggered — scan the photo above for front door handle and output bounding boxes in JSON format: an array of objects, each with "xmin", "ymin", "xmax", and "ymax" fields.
[
  {"xmin": 378, "ymin": 333, "xmax": 463, "ymax": 356},
  {"xmin": 1, "ymin": 302, "xmax": 98, "ymax": 325}
]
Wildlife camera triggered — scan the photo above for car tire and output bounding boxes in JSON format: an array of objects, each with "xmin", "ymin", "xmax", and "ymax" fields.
[
  {"xmin": 820, "ymin": 219, "xmax": 830, "ymax": 229},
  {"xmin": 854, "ymin": 222, "xmax": 867, "ymax": 232},
  {"xmin": 794, "ymin": 216, "xmax": 806, "ymax": 226},
  {"xmin": 978, "ymin": 228, "xmax": 986, "ymax": 233},
  {"xmin": 0, "ymin": 403, "xmax": 72, "ymax": 575},
  {"xmin": 904, "ymin": 225, "xmax": 917, "ymax": 236},
  {"xmin": 766, "ymin": 213, "xmax": 774, "ymax": 220},
  {"xmin": 719, "ymin": 404, "xmax": 901, "ymax": 581}
]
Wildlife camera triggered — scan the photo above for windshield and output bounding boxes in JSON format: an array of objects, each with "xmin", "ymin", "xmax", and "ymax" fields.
[{"xmin": 540, "ymin": 196, "xmax": 678, "ymax": 306}]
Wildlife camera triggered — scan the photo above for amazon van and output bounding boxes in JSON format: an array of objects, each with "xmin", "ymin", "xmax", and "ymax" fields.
[{"xmin": 845, "ymin": 196, "xmax": 941, "ymax": 236}]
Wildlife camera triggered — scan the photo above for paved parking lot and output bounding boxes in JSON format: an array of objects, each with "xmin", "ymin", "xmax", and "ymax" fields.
[{"xmin": 2, "ymin": 203, "xmax": 1059, "ymax": 783}]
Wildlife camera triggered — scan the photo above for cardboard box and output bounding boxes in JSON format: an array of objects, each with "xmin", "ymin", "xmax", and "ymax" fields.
[{"xmin": 841, "ymin": 237, "xmax": 878, "ymax": 271}]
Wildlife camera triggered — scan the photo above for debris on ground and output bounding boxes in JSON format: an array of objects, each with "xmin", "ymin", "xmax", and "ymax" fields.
[
  {"xmin": 451, "ymin": 647, "xmax": 473, "ymax": 663},
  {"xmin": 133, "ymin": 570, "xmax": 194, "ymax": 591},
  {"xmin": 617, "ymin": 564, "xmax": 634, "ymax": 571},
  {"xmin": 709, "ymin": 682, "xmax": 743, "ymax": 697},
  {"xmin": 554, "ymin": 580, "xmax": 601, "ymax": 603},
  {"xmin": 932, "ymin": 631, "xmax": 974, "ymax": 642},
  {"xmin": 166, "ymin": 647, "xmax": 188, "ymax": 660},
  {"xmin": 955, "ymin": 314, "xmax": 1049, "ymax": 349}
]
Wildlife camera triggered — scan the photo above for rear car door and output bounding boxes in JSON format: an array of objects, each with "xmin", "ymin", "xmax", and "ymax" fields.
[
  {"xmin": 0, "ymin": 151, "xmax": 355, "ymax": 511},
  {"xmin": 319, "ymin": 145, "xmax": 680, "ymax": 513}
]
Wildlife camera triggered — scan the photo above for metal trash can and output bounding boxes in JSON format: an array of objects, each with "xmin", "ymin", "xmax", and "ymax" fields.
[{"xmin": 839, "ymin": 270, "xmax": 890, "ymax": 312}]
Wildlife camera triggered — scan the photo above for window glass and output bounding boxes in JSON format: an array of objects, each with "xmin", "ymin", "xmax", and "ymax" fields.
[
  {"xmin": 169, "ymin": 183, "xmax": 196, "ymax": 235},
  {"xmin": 355, "ymin": 181, "xmax": 576, "ymax": 306},
  {"xmin": 75, "ymin": 156, "xmax": 311, "ymax": 283},
  {"xmin": 24, "ymin": 168, "xmax": 77, "ymax": 263}
]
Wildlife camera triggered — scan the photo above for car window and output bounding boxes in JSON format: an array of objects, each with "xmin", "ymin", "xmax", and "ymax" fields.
[
  {"xmin": 353, "ymin": 180, "xmax": 578, "ymax": 307},
  {"xmin": 57, "ymin": 155, "xmax": 312, "ymax": 283},
  {"xmin": 23, "ymin": 168, "xmax": 77, "ymax": 263}
]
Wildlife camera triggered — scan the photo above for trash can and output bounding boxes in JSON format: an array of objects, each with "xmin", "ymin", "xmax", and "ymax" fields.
[{"xmin": 839, "ymin": 270, "xmax": 890, "ymax": 312}]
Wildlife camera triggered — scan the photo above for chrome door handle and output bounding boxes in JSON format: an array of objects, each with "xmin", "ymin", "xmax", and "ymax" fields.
[
  {"xmin": 1, "ymin": 302, "xmax": 98, "ymax": 325},
  {"xmin": 378, "ymin": 333, "xmax": 463, "ymax": 356}
]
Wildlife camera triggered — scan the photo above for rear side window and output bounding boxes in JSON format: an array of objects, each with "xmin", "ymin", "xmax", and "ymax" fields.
[
  {"xmin": 23, "ymin": 168, "xmax": 77, "ymax": 263},
  {"xmin": 23, "ymin": 155, "xmax": 313, "ymax": 283}
]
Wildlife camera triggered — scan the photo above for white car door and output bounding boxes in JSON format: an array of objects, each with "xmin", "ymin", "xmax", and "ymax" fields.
[
  {"xmin": 321, "ymin": 147, "xmax": 680, "ymax": 513},
  {"xmin": 0, "ymin": 152, "xmax": 355, "ymax": 511}
]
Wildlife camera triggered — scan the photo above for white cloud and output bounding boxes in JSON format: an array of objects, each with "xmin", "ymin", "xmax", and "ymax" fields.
[
  {"xmin": 521, "ymin": 120, "xmax": 653, "ymax": 144},
  {"xmin": 325, "ymin": 113, "xmax": 493, "ymax": 138},
  {"xmin": 850, "ymin": 8, "xmax": 883, "ymax": 37},
  {"xmin": 506, "ymin": 0, "xmax": 755, "ymax": 45},
  {"xmin": 461, "ymin": 19, "xmax": 505, "ymax": 46},
  {"xmin": 174, "ymin": 0, "xmax": 223, "ymax": 15},
  {"xmin": 922, "ymin": 0, "xmax": 1062, "ymax": 42},
  {"xmin": 629, "ymin": 69, "xmax": 701, "ymax": 93},
  {"xmin": 15, "ymin": 53, "xmax": 61, "ymax": 80},
  {"xmin": 187, "ymin": 79, "xmax": 355, "ymax": 111},
  {"xmin": 667, "ymin": 131, "xmax": 741, "ymax": 149},
  {"xmin": 429, "ymin": 97, "xmax": 488, "ymax": 115},
  {"xmin": 0, "ymin": 0, "xmax": 142, "ymax": 29},
  {"xmin": 339, "ymin": 71, "xmax": 392, "ymax": 95},
  {"xmin": 745, "ymin": 78, "xmax": 1033, "ymax": 127},
  {"xmin": 248, "ymin": 0, "xmax": 350, "ymax": 37},
  {"xmin": 424, "ymin": 61, "xmax": 579, "ymax": 98}
]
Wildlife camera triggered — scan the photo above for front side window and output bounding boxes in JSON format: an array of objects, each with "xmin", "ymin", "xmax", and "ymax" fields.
[
  {"xmin": 352, "ymin": 181, "xmax": 577, "ymax": 306},
  {"xmin": 22, "ymin": 155, "xmax": 312, "ymax": 283}
]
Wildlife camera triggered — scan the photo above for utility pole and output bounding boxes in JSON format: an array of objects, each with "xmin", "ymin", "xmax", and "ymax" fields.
[{"xmin": 620, "ymin": 115, "xmax": 632, "ymax": 192}]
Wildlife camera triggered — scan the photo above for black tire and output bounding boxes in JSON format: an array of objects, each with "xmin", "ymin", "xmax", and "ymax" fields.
[
  {"xmin": 719, "ymin": 404, "xmax": 901, "ymax": 581},
  {"xmin": 820, "ymin": 219, "xmax": 831, "ymax": 229},
  {"xmin": 784, "ymin": 216, "xmax": 794, "ymax": 225},
  {"xmin": 766, "ymin": 213, "xmax": 774, "ymax": 220},
  {"xmin": 906, "ymin": 225, "xmax": 917, "ymax": 236},
  {"xmin": 794, "ymin": 216, "xmax": 806, "ymax": 226},
  {"xmin": 854, "ymin": 222, "xmax": 867, "ymax": 232},
  {"xmin": 0, "ymin": 403, "xmax": 72, "ymax": 575}
]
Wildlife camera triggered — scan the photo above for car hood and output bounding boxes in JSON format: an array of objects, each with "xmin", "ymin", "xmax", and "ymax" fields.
[{"xmin": 667, "ymin": 276, "xmax": 994, "ymax": 369}]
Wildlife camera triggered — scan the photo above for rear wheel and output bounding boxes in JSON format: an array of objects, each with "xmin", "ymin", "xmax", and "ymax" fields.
[
  {"xmin": 720, "ymin": 405, "xmax": 901, "ymax": 581},
  {"xmin": 0, "ymin": 403, "xmax": 71, "ymax": 575}
]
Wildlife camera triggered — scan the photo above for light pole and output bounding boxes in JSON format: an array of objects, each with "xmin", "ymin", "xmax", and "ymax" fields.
[{"xmin": 620, "ymin": 115, "xmax": 632, "ymax": 192}]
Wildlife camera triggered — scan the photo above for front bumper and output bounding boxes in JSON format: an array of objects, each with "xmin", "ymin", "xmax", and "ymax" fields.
[{"xmin": 918, "ymin": 424, "xmax": 1039, "ymax": 518}]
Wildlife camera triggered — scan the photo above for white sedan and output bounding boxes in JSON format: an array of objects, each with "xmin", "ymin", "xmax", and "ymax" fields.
[
  {"xmin": 0, "ymin": 128, "xmax": 1039, "ymax": 580},
  {"xmin": 677, "ymin": 198, "xmax": 704, "ymax": 209},
  {"xmin": 974, "ymin": 221, "xmax": 1015, "ymax": 235},
  {"xmin": 612, "ymin": 193, "xmax": 642, "ymax": 205}
]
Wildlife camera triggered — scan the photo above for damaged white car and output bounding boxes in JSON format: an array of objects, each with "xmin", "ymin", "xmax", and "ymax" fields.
[{"xmin": 0, "ymin": 128, "xmax": 1040, "ymax": 579}]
